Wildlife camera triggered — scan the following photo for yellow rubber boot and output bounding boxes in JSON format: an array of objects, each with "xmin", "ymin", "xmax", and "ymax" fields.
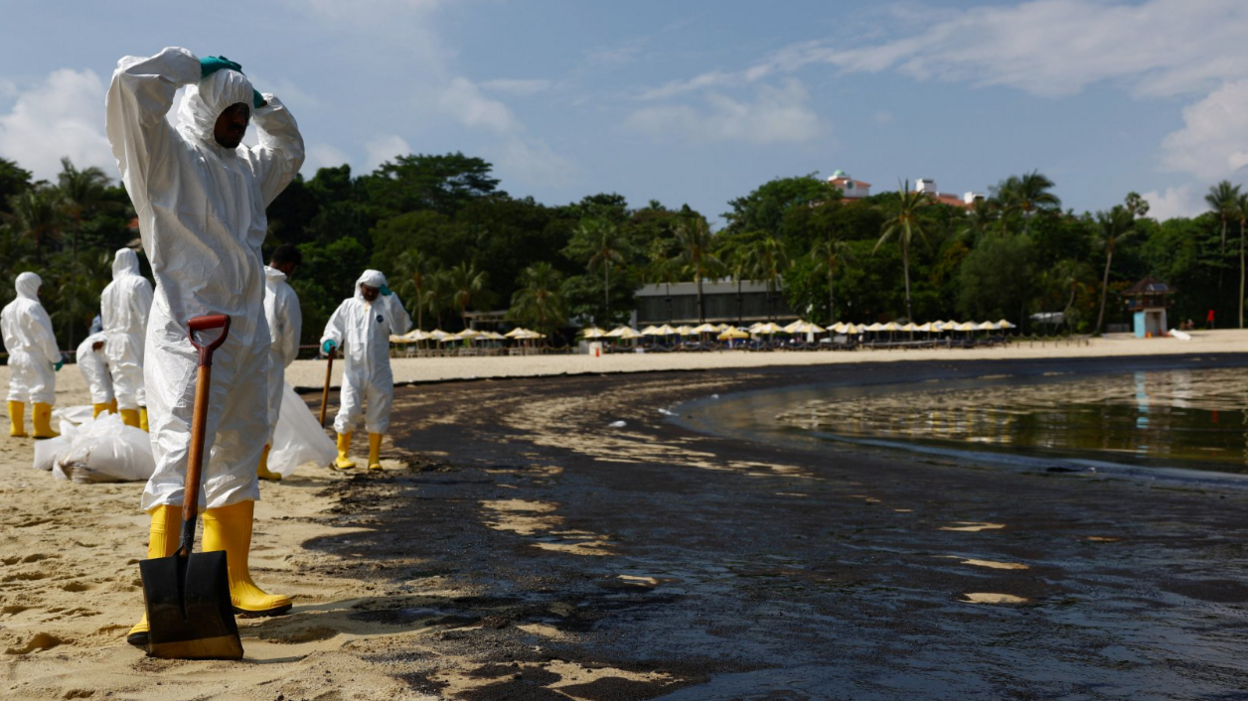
[
  {"xmin": 108, "ymin": 399, "xmax": 118, "ymax": 414},
  {"xmin": 334, "ymin": 432, "xmax": 355, "ymax": 470},
  {"xmin": 92, "ymin": 403, "xmax": 109, "ymax": 419},
  {"xmin": 7, "ymin": 400, "xmax": 27, "ymax": 437},
  {"xmin": 257, "ymin": 444, "xmax": 282, "ymax": 481},
  {"xmin": 127, "ymin": 504, "xmax": 179, "ymax": 647},
  {"xmin": 32, "ymin": 402, "xmax": 57, "ymax": 439},
  {"xmin": 139, "ymin": 407, "xmax": 149, "ymax": 432},
  {"xmin": 367, "ymin": 433, "xmax": 383, "ymax": 470},
  {"xmin": 201, "ymin": 500, "xmax": 292, "ymax": 616},
  {"xmin": 120, "ymin": 409, "xmax": 140, "ymax": 428}
]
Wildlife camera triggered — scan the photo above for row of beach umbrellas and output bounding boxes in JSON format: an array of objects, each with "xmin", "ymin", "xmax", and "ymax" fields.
[
  {"xmin": 389, "ymin": 326, "xmax": 547, "ymax": 344},
  {"xmin": 579, "ymin": 319, "xmax": 1017, "ymax": 341}
]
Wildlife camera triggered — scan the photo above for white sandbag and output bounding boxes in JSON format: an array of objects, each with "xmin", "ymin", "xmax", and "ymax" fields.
[
  {"xmin": 33, "ymin": 436, "xmax": 70, "ymax": 472},
  {"xmin": 56, "ymin": 413, "xmax": 155, "ymax": 483},
  {"xmin": 269, "ymin": 381, "xmax": 336, "ymax": 477},
  {"xmin": 52, "ymin": 405, "xmax": 95, "ymax": 427}
]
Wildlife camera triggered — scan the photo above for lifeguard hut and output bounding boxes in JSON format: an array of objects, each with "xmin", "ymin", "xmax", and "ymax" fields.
[{"xmin": 1122, "ymin": 277, "xmax": 1173, "ymax": 338}]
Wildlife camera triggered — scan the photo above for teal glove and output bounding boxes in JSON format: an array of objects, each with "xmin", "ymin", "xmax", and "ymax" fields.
[
  {"xmin": 322, "ymin": 339, "xmax": 338, "ymax": 354},
  {"xmin": 201, "ymin": 56, "xmax": 243, "ymax": 78},
  {"xmin": 380, "ymin": 285, "xmax": 392, "ymax": 297},
  {"xmin": 253, "ymin": 89, "xmax": 265, "ymax": 109},
  {"xmin": 53, "ymin": 360, "xmax": 64, "ymax": 372}
]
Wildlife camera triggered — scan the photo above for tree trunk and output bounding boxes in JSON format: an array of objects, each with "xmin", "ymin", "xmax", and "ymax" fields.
[
  {"xmin": 902, "ymin": 241, "xmax": 912, "ymax": 322},
  {"xmin": 697, "ymin": 272, "xmax": 705, "ymax": 323},
  {"xmin": 1095, "ymin": 248, "xmax": 1114, "ymax": 334},
  {"xmin": 604, "ymin": 263, "xmax": 610, "ymax": 326},
  {"xmin": 827, "ymin": 263, "xmax": 835, "ymax": 324}
]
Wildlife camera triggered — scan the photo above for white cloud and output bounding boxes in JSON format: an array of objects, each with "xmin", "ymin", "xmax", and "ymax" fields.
[
  {"xmin": 644, "ymin": 0, "xmax": 1248, "ymax": 100},
  {"xmin": 1161, "ymin": 80, "xmax": 1248, "ymax": 181},
  {"xmin": 364, "ymin": 134, "xmax": 412, "ymax": 172},
  {"xmin": 481, "ymin": 79, "xmax": 554, "ymax": 97},
  {"xmin": 435, "ymin": 77, "xmax": 519, "ymax": 135},
  {"xmin": 494, "ymin": 137, "xmax": 576, "ymax": 190},
  {"xmin": 625, "ymin": 79, "xmax": 822, "ymax": 145},
  {"xmin": 304, "ymin": 143, "xmax": 353, "ymax": 174},
  {"xmin": 0, "ymin": 68, "xmax": 113, "ymax": 182},
  {"xmin": 1142, "ymin": 185, "xmax": 1207, "ymax": 221}
]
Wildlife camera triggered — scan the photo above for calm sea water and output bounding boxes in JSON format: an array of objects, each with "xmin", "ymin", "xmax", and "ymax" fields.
[{"xmin": 679, "ymin": 365, "xmax": 1248, "ymax": 477}]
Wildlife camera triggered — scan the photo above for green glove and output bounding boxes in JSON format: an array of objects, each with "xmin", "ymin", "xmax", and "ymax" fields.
[
  {"xmin": 253, "ymin": 89, "xmax": 266, "ymax": 109},
  {"xmin": 200, "ymin": 56, "xmax": 243, "ymax": 78},
  {"xmin": 380, "ymin": 285, "xmax": 392, "ymax": 297},
  {"xmin": 322, "ymin": 339, "xmax": 338, "ymax": 354},
  {"xmin": 53, "ymin": 359, "xmax": 64, "ymax": 372}
]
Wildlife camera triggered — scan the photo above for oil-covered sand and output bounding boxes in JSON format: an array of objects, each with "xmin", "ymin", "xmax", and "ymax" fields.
[{"xmin": 3, "ymin": 350, "xmax": 1248, "ymax": 699}]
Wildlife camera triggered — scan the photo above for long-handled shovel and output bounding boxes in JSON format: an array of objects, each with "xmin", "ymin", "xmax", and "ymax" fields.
[
  {"xmin": 139, "ymin": 314, "xmax": 243, "ymax": 660},
  {"xmin": 319, "ymin": 346, "xmax": 334, "ymax": 428}
]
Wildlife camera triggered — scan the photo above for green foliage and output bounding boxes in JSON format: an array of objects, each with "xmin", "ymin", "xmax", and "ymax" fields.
[
  {"xmin": 956, "ymin": 234, "xmax": 1036, "ymax": 322},
  {"xmin": 508, "ymin": 262, "xmax": 567, "ymax": 337}
]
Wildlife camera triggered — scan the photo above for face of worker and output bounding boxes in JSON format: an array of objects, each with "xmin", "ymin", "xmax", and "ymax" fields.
[
  {"xmin": 360, "ymin": 284, "xmax": 380, "ymax": 302},
  {"xmin": 272, "ymin": 261, "xmax": 298, "ymax": 278},
  {"xmin": 92, "ymin": 341, "xmax": 105, "ymax": 352},
  {"xmin": 213, "ymin": 103, "xmax": 250, "ymax": 149}
]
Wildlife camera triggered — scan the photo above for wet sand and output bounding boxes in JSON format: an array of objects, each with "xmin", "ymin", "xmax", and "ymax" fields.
[{"xmin": 3, "ymin": 348, "xmax": 1248, "ymax": 698}]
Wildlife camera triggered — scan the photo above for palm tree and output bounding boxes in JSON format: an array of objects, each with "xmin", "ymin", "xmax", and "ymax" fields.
[
  {"xmin": 566, "ymin": 218, "xmax": 628, "ymax": 325},
  {"xmin": 48, "ymin": 250, "xmax": 111, "ymax": 349},
  {"xmin": 875, "ymin": 180, "xmax": 933, "ymax": 321},
  {"xmin": 393, "ymin": 248, "xmax": 439, "ymax": 330},
  {"xmin": 1206, "ymin": 180, "xmax": 1240, "ymax": 250},
  {"xmin": 448, "ymin": 261, "xmax": 489, "ymax": 331},
  {"xmin": 1237, "ymin": 192, "xmax": 1248, "ymax": 328},
  {"xmin": 508, "ymin": 262, "xmax": 567, "ymax": 341},
  {"xmin": 670, "ymin": 217, "xmax": 723, "ymax": 323},
  {"xmin": 810, "ymin": 235, "xmax": 854, "ymax": 324},
  {"xmin": 423, "ymin": 269, "xmax": 452, "ymax": 329},
  {"xmin": 9, "ymin": 186, "xmax": 63, "ymax": 263},
  {"xmin": 56, "ymin": 157, "xmax": 110, "ymax": 256},
  {"xmin": 1092, "ymin": 206, "xmax": 1137, "ymax": 335},
  {"xmin": 1044, "ymin": 258, "xmax": 1094, "ymax": 333},
  {"xmin": 957, "ymin": 197, "xmax": 999, "ymax": 244},
  {"xmin": 644, "ymin": 239, "xmax": 680, "ymax": 324},
  {"xmin": 740, "ymin": 234, "xmax": 790, "ymax": 321},
  {"xmin": 999, "ymin": 170, "xmax": 1061, "ymax": 235}
]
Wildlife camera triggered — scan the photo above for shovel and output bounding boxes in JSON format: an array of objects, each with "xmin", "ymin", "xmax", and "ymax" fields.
[
  {"xmin": 139, "ymin": 313, "xmax": 244, "ymax": 660},
  {"xmin": 319, "ymin": 345, "xmax": 334, "ymax": 428}
]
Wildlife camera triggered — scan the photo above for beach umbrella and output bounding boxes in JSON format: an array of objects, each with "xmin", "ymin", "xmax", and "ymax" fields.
[
  {"xmin": 676, "ymin": 325, "xmax": 697, "ymax": 336},
  {"xmin": 692, "ymin": 322, "xmax": 718, "ymax": 334},
  {"xmin": 978, "ymin": 321, "xmax": 1000, "ymax": 331},
  {"xmin": 640, "ymin": 325, "xmax": 663, "ymax": 336},
  {"xmin": 654, "ymin": 323, "xmax": 677, "ymax": 335},
  {"xmin": 916, "ymin": 322, "xmax": 934, "ymax": 333},
  {"xmin": 865, "ymin": 322, "xmax": 885, "ymax": 332},
  {"xmin": 788, "ymin": 321, "xmax": 825, "ymax": 334},
  {"xmin": 900, "ymin": 322, "xmax": 919, "ymax": 332},
  {"xmin": 428, "ymin": 329, "xmax": 451, "ymax": 342},
  {"xmin": 880, "ymin": 321, "xmax": 901, "ymax": 332},
  {"xmin": 503, "ymin": 327, "xmax": 531, "ymax": 338},
  {"xmin": 480, "ymin": 330, "xmax": 506, "ymax": 340},
  {"xmin": 783, "ymin": 319, "xmax": 807, "ymax": 334},
  {"xmin": 580, "ymin": 327, "xmax": 608, "ymax": 339},
  {"xmin": 608, "ymin": 326, "xmax": 643, "ymax": 340},
  {"xmin": 753, "ymin": 322, "xmax": 783, "ymax": 335},
  {"xmin": 716, "ymin": 323, "xmax": 732, "ymax": 332},
  {"xmin": 955, "ymin": 321, "xmax": 978, "ymax": 332},
  {"xmin": 997, "ymin": 319, "xmax": 1017, "ymax": 329},
  {"xmin": 717, "ymin": 327, "xmax": 749, "ymax": 340}
]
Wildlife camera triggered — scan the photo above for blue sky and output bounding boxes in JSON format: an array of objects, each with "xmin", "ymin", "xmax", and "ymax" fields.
[{"xmin": 1, "ymin": 0, "xmax": 1246, "ymax": 225}]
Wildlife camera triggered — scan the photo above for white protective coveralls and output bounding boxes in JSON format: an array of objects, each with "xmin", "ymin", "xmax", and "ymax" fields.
[
  {"xmin": 263, "ymin": 265, "xmax": 302, "ymax": 443},
  {"xmin": 105, "ymin": 47, "xmax": 304, "ymax": 511},
  {"xmin": 76, "ymin": 331, "xmax": 114, "ymax": 405},
  {"xmin": 99, "ymin": 248, "xmax": 153, "ymax": 411},
  {"xmin": 321, "ymin": 271, "xmax": 411, "ymax": 435},
  {"xmin": 2, "ymin": 272, "xmax": 60, "ymax": 405}
]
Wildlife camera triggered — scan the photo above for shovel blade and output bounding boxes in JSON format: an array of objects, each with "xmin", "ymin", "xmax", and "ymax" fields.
[{"xmin": 139, "ymin": 549, "xmax": 243, "ymax": 660}]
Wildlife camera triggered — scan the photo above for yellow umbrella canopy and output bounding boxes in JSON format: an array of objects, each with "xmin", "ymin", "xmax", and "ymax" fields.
[
  {"xmin": 789, "ymin": 321, "xmax": 825, "ymax": 334},
  {"xmin": 428, "ymin": 329, "xmax": 451, "ymax": 342},
  {"xmin": 978, "ymin": 321, "xmax": 1000, "ymax": 331},
  {"xmin": 718, "ymin": 327, "xmax": 750, "ymax": 340},
  {"xmin": 956, "ymin": 321, "xmax": 979, "ymax": 331},
  {"xmin": 655, "ymin": 324, "xmax": 678, "ymax": 335},
  {"xmin": 640, "ymin": 325, "xmax": 663, "ymax": 335},
  {"xmin": 997, "ymin": 319, "xmax": 1017, "ymax": 329},
  {"xmin": 676, "ymin": 325, "xmax": 697, "ymax": 335},
  {"xmin": 865, "ymin": 322, "xmax": 885, "ymax": 332},
  {"xmin": 580, "ymin": 327, "xmax": 608, "ymax": 339},
  {"xmin": 504, "ymin": 327, "xmax": 532, "ymax": 338},
  {"xmin": 753, "ymin": 322, "xmax": 783, "ymax": 334},
  {"xmin": 608, "ymin": 326, "xmax": 644, "ymax": 339},
  {"xmin": 511, "ymin": 328, "xmax": 544, "ymax": 340},
  {"xmin": 783, "ymin": 319, "xmax": 807, "ymax": 334},
  {"xmin": 916, "ymin": 322, "xmax": 934, "ymax": 332},
  {"xmin": 900, "ymin": 322, "xmax": 919, "ymax": 332},
  {"xmin": 880, "ymin": 321, "xmax": 901, "ymax": 332},
  {"xmin": 692, "ymin": 322, "xmax": 719, "ymax": 334}
]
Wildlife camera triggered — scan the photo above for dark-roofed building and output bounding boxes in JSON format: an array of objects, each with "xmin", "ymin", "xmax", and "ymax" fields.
[
  {"xmin": 635, "ymin": 280, "xmax": 796, "ymax": 326},
  {"xmin": 1122, "ymin": 276, "xmax": 1174, "ymax": 338}
]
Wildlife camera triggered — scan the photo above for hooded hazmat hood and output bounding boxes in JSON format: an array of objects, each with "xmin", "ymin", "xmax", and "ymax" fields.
[{"xmin": 176, "ymin": 67, "xmax": 254, "ymax": 145}]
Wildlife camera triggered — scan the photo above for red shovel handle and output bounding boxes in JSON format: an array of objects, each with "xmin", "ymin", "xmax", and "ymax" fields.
[{"xmin": 187, "ymin": 314, "xmax": 231, "ymax": 367}]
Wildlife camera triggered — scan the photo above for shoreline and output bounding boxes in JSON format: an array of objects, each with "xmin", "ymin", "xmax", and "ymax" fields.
[{"xmin": 3, "ymin": 349, "xmax": 1248, "ymax": 698}]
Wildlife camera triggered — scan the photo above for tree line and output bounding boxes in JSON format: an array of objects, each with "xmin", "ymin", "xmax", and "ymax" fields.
[{"xmin": 1, "ymin": 152, "xmax": 1243, "ymax": 354}]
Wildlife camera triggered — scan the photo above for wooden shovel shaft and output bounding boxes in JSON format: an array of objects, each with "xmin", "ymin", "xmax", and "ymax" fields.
[
  {"xmin": 179, "ymin": 362, "xmax": 212, "ymax": 556},
  {"xmin": 319, "ymin": 349, "xmax": 334, "ymax": 428}
]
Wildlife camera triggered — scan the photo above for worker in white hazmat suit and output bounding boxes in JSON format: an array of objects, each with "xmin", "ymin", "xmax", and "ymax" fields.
[
  {"xmin": 320, "ymin": 270, "xmax": 411, "ymax": 470},
  {"xmin": 76, "ymin": 331, "xmax": 115, "ymax": 418},
  {"xmin": 106, "ymin": 48, "xmax": 304, "ymax": 646},
  {"xmin": 99, "ymin": 248, "xmax": 153, "ymax": 430},
  {"xmin": 258, "ymin": 244, "xmax": 302, "ymax": 481},
  {"xmin": 2, "ymin": 272, "xmax": 63, "ymax": 439}
]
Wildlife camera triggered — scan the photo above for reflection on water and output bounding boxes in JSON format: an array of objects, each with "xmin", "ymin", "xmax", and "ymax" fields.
[{"xmin": 773, "ymin": 368, "xmax": 1248, "ymax": 473}]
